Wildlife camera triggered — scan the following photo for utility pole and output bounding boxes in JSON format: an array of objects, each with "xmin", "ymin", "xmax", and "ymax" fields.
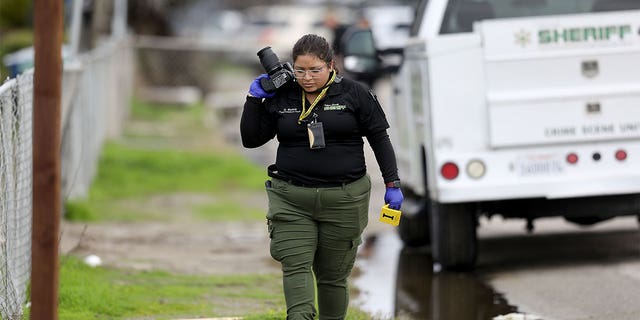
[{"xmin": 31, "ymin": 0, "xmax": 63, "ymax": 319}]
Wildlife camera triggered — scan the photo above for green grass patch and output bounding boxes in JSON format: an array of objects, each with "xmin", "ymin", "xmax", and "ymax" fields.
[
  {"xmin": 64, "ymin": 142, "xmax": 267, "ymax": 222},
  {"xmin": 64, "ymin": 201, "xmax": 96, "ymax": 222},
  {"xmin": 64, "ymin": 96, "xmax": 268, "ymax": 223},
  {"xmin": 65, "ymin": 197, "xmax": 172, "ymax": 222},
  {"xmin": 129, "ymin": 98, "xmax": 204, "ymax": 123},
  {"xmin": 21, "ymin": 257, "xmax": 372, "ymax": 320},
  {"xmin": 23, "ymin": 257, "xmax": 285, "ymax": 320},
  {"xmin": 124, "ymin": 99, "xmax": 220, "ymax": 152},
  {"xmin": 91, "ymin": 142, "xmax": 265, "ymax": 198},
  {"xmin": 193, "ymin": 198, "xmax": 265, "ymax": 221}
]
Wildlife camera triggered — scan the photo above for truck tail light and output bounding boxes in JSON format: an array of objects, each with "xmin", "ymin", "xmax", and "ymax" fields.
[
  {"xmin": 615, "ymin": 149, "xmax": 627, "ymax": 161},
  {"xmin": 566, "ymin": 153, "xmax": 579, "ymax": 164},
  {"xmin": 441, "ymin": 162, "xmax": 459, "ymax": 180},
  {"xmin": 466, "ymin": 160, "xmax": 486, "ymax": 179}
]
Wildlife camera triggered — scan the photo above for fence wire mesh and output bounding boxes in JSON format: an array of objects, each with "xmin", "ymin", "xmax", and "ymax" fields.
[
  {"xmin": 62, "ymin": 39, "xmax": 133, "ymax": 200},
  {"xmin": 0, "ymin": 70, "xmax": 34, "ymax": 320},
  {"xmin": 0, "ymin": 37, "xmax": 132, "ymax": 319}
]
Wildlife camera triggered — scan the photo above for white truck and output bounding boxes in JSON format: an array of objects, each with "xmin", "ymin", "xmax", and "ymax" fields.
[{"xmin": 342, "ymin": 0, "xmax": 640, "ymax": 269}]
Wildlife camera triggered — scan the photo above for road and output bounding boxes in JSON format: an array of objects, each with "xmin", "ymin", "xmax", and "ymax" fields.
[
  {"xmin": 479, "ymin": 216, "xmax": 640, "ymax": 320},
  {"xmin": 354, "ymin": 215, "xmax": 640, "ymax": 320}
]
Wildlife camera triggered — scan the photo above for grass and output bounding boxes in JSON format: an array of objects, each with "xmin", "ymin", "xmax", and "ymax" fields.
[
  {"xmin": 64, "ymin": 142, "xmax": 267, "ymax": 222},
  {"xmin": 129, "ymin": 98, "xmax": 205, "ymax": 124},
  {"xmin": 64, "ymin": 99, "xmax": 268, "ymax": 222},
  {"xmin": 24, "ymin": 257, "xmax": 286, "ymax": 320},
  {"xmin": 123, "ymin": 99, "xmax": 218, "ymax": 150},
  {"xmin": 21, "ymin": 257, "xmax": 373, "ymax": 319},
  {"xmin": 193, "ymin": 199, "xmax": 266, "ymax": 221},
  {"xmin": 92, "ymin": 142, "xmax": 264, "ymax": 197}
]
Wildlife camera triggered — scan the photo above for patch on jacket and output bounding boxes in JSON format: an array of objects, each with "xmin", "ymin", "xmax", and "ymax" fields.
[
  {"xmin": 279, "ymin": 107, "xmax": 301, "ymax": 114},
  {"xmin": 323, "ymin": 103, "xmax": 347, "ymax": 111}
]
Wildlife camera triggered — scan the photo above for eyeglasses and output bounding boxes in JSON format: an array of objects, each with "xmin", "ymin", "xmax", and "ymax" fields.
[{"xmin": 293, "ymin": 67, "xmax": 325, "ymax": 79}]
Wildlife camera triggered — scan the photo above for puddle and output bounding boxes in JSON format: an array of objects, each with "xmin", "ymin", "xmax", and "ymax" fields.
[{"xmin": 353, "ymin": 232, "xmax": 517, "ymax": 319}]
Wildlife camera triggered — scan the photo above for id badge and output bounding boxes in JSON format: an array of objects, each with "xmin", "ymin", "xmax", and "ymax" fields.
[{"xmin": 307, "ymin": 122, "xmax": 326, "ymax": 149}]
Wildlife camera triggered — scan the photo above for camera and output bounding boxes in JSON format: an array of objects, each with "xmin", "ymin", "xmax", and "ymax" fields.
[{"xmin": 257, "ymin": 46, "xmax": 295, "ymax": 92}]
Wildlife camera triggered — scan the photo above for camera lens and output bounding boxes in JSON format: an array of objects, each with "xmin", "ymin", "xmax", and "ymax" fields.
[{"xmin": 257, "ymin": 47, "xmax": 282, "ymax": 74}]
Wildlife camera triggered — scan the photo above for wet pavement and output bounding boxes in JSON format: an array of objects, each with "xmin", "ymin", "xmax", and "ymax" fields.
[
  {"xmin": 352, "ymin": 216, "xmax": 640, "ymax": 320},
  {"xmin": 353, "ymin": 231, "xmax": 516, "ymax": 320}
]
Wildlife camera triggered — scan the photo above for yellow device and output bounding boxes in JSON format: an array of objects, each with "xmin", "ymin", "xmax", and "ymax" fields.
[{"xmin": 379, "ymin": 204, "xmax": 402, "ymax": 226}]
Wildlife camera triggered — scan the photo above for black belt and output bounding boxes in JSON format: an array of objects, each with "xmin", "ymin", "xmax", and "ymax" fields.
[{"xmin": 267, "ymin": 164, "xmax": 349, "ymax": 188}]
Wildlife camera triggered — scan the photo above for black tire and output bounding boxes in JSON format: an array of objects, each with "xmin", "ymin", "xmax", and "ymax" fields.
[
  {"xmin": 564, "ymin": 216, "xmax": 610, "ymax": 226},
  {"xmin": 430, "ymin": 202, "xmax": 477, "ymax": 270},
  {"xmin": 398, "ymin": 196, "xmax": 431, "ymax": 247}
]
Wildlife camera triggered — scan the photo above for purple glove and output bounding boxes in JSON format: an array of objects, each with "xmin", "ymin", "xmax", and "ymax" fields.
[
  {"xmin": 384, "ymin": 187, "xmax": 404, "ymax": 210},
  {"xmin": 249, "ymin": 74, "xmax": 276, "ymax": 98}
]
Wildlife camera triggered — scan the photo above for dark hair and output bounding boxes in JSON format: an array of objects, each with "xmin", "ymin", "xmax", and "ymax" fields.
[{"xmin": 292, "ymin": 34, "xmax": 334, "ymax": 65}]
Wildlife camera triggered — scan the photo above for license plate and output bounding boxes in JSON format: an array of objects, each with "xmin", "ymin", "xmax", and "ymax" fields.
[{"xmin": 513, "ymin": 155, "xmax": 564, "ymax": 176}]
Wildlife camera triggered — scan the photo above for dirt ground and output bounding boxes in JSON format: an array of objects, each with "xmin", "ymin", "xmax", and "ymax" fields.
[
  {"xmin": 60, "ymin": 218, "xmax": 281, "ymax": 275},
  {"xmin": 60, "ymin": 190, "xmax": 386, "ymax": 276}
]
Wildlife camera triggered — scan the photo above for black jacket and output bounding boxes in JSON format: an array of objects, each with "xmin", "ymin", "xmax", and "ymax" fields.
[{"xmin": 241, "ymin": 75, "xmax": 399, "ymax": 186}]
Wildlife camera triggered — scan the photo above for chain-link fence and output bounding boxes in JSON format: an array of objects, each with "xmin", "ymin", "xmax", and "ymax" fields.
[
  {"xmin": 62, "ymin": 38, "xmax": 133, "ymax": 200},
  {"xmin": 0, "ymin": 69, "xmax": 34, "ymax": 320},
  {"xmin": 0, "ymin": 36, "xmax": 133, "ymax": 319},
  {"xmin": 134, "ymin": 34, "xmax": 259, "ymax": 94}
]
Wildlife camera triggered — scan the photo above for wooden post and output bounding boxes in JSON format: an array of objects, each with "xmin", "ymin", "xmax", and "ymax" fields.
[{"xmin": 31, "ymin": 0, "xmax": 63, "ymax": 319}]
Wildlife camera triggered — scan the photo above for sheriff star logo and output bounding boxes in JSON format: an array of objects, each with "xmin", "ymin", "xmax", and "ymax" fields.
[{"xmin": 514, "ymin": 29, "xmax": 532, "ymax": 47}]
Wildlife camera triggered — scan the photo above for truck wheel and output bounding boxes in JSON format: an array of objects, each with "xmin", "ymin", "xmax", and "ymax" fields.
[
  {"xmin": 564, "ymin": 216, "xmax": 609, "ymax": 226},
  {"xmin": 398, "ymin": 197, "xmax": 431, "ymax": 247},
  {"xmin": 430, "ymin": 202, "xmax": 477, "ymax": 270}
]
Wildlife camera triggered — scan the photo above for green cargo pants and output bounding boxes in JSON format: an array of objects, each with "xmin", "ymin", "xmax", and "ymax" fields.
[{"xmin": 265, "ymin": 175, "xmax": 371, "ymax": 320}]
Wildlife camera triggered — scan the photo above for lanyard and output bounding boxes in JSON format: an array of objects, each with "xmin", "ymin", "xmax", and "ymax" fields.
[{"xmin": 298, "ymin": 72, "xmax": 337, "ymax": 124}]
